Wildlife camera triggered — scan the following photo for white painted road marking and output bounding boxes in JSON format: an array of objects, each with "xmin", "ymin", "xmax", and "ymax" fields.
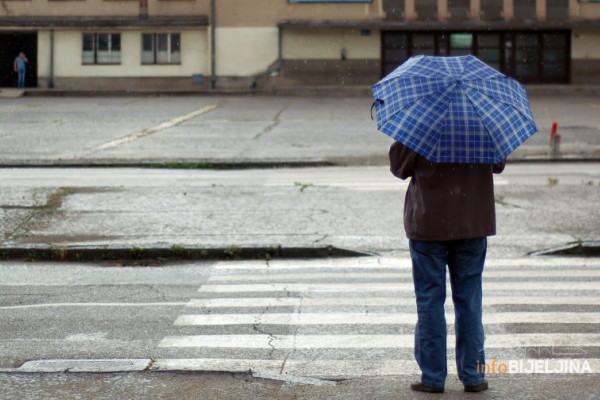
[
  {"xmin": 95, "ymin": 103, "xmax": 219, "ymax": 150},
  {"xmin": 186, "ymin": 296, "xmax": 600, "ymax": 308},
  {"xmin": 157, "ymin": 257, "xmax": 600, "ymax": 378},
  {"xmin": 211, "ymin": 257, "xmax": 600, "ymax": 270},
  {"xmin": 174, "ymin": 312, "xmax": 600, "ymax": 326},
  {"xmin": 198, "ymin": 281, "xmax": 600, "ymax": 293},
  {"xmin": 159, "ymin": 333, "xmax": 600, "ymax": 349},
  {"xmin": 0, "ymin": 302, "xmax": 188, "ymax": 311},
  {"xmin": 207, "ymin": 270, "xmax": 600, "ymax": 282}
]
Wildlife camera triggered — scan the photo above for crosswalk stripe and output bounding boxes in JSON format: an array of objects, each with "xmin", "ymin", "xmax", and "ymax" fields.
[
  {"xmin": 159, "ymin": 333, "xmax": 600, "ymax": 349},
  {"xmin": 207, "ymin": 270, "xmax": 600, "ymax": 282},
  {"xmin": 198, "ymin": 282, "xmax": 599, "ymax": 293},
  {"xmin": 152, "ymin": 358, "xmax": 600, "ymax": 376},
  {"xmin": 174, "ymin": 312, "xmax": 600, "ymax": 326},
  {"xmin": 211, "ymin": 258, "xmax": 600, "ymax": 270},
  {"xmin": 161, "ymin": 256, "xmax": 600, "ymax": 378},
  {"xmin": 186, "ymin": 296, "xmax": 600, "ymax": 308}
]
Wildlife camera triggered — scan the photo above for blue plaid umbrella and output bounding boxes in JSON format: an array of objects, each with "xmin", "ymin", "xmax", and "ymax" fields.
[{"xmin": 371, "ymin": 55, "xmax": 538, "ymax": 163}]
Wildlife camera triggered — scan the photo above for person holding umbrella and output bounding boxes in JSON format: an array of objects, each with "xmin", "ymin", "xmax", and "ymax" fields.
[{"xmin": 371, "ymin": 55, "xmax": 537, "ymax": 393}]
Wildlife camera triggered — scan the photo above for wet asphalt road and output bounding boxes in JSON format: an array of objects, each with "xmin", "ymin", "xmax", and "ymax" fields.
[{"xmin": 0, "ymin": 95, "xmax": 598, "ymax": 398}]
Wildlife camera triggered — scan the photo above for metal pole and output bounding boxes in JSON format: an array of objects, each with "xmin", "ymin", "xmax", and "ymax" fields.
[
  {"xmin": 49, "ymin": 30, "xmax": 54, "ymax": 88},
  {"xmin": 210, "ymin": 0, "xmax": 216, "ymax": 89}
]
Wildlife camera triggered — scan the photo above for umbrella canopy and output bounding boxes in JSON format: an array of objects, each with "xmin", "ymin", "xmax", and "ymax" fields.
[{"xmin": 372, "ymin": 55, "xmax": 538, "ymax": 164}]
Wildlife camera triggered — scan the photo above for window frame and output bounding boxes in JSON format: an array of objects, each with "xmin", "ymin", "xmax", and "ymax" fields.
[
  {"xmin": 82, "ymin": 33, "xmax": 121, "ymax": 65},
  {"xmin": 141, "ymin": 33, "xmax": 182, "ymax": 65}
]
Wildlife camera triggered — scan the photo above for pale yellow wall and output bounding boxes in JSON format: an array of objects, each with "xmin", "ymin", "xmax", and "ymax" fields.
[
  {"xmin": 578, "ymin": 1, "xmax": 600, "ymax": 18},
  {"xmin": 210, "ymin": 26, "xmax": 381, "ymax": 77},
  {"xmin": 572, "ymin": 29, "xmax": 600, "ymax": 59},
  {"xmin": 471, "ymin": 0, "xmax": 481, "ymax": 19},
  {"xmin": 148, "ymin": 0, "xmax": 210, "ymax": 16},
  {"xmin": 215, "ymin": 27, "xmax": 279, "ymax": 76},
  {"xmin": 503, "ymin": 0, "xmax": 513, "ymax": 19},
  {"xmin": 43, "ymin": 29, "xmax": 208, "ymax": 78},
  {"xmin": 438, "ymin": 0, "xmax": 448, "ymax": 20},
  {"xmin": 283, "ymin": 28, "xmax": 380, "ymax": 60},
  {"xmin": 405, "ymin": 0, "xmax": 416, "ymax": 19},
  {"xmin": 570, "ymin": 0, "xmax": 579, "ymax": 17},
  {"xmin": 37, "ymin": 30, "xmax": 51, "ymax": 78},
  {"xmin": 0, "ymin": 0, "xmax": 138, "ymax": 17},
  {"xmin": 215, "ymin": 0, "xmax": 382, "ymax": 27}
]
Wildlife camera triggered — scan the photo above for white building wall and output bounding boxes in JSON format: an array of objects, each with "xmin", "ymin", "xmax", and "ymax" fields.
[
  {"xmin": 215, "ymin": 27, "xmax": 279, "ymax": 76},
  {"xmin": 39, "ymin": 29, "xmax": 208, "ymax": 79},
  {"xmin": 37, "ymin": 30, "xmax": 51, "ymax": 80},
  {"xmin": 214, "ymin": 27, "xmax": 380, "ymax": 77},
  {"xmin": 572, "ymin": 28, "xmax": 600, "ymax": 60},
  {"xmin": 283, "ymin": 28, "xmax": 380, "ymax": 60}
]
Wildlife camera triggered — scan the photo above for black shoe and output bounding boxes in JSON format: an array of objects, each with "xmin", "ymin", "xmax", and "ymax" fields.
[
  {"xmin": 464, "ymin": 379, "xmax": 488, "ymax": 392},
  {"xmin": 410, "ymin": 382, "xmax": 444, "ymax": 393}
]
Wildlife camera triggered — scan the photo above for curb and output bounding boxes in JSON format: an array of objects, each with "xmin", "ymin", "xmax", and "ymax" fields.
[
  {"xmin": 21, "ymin": 87, "xmax": 372, "ymax": 98},
  {"xmin": 529, "ymin": 241, "xmax": 600, "ymax": 257},
  {"xmin": 0, "ymin": 245, "xmax": 370, "ymax": 264},
  {"xmin": 17, "ymin": 85, "xmax": 600, "ymax": 97},
  {"xmin": 0, "ymin": 157, "xmax": 598, "ymax": 169},
  {"xmin": 0, "ymin": 359, "xmax": 338, "ymax": 386},
  {"xmin": 0, "ymin": 359, "xmax": 151, "ymax": 373},
  {"xmin": 0, "ymin": 160, "xmax": 337, "ymax": 169}
]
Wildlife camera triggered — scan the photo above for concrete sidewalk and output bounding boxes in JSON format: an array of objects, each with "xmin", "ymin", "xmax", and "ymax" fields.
[
  {"xmin": 0, "ymin": 95, "xmax": 599, "ymax": 167},
  {"xmin": 2, "ymin": 371, "xmax": 598, "ymax": 400},
  {"xmin": 0, "ymin": 164, "xmax": 598, "ymax": 260}
]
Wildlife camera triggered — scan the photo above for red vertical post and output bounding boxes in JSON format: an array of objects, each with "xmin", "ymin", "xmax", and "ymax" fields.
[
  {"xmin": 550, "ymin": 122, "xmax": 558, "ymax": 142},
  {"xmin": 549, "ymin": 122, "xmax": 561, "ymax": 158}
]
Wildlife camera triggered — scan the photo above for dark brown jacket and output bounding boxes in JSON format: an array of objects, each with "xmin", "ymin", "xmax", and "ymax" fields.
[{"xmin": 389, "ymin": 142, "xmax": 506, "ymax": 241}]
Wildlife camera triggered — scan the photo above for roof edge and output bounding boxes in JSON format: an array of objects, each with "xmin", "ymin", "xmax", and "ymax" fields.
[
  {"xmin": 0, "ymin": 16, "xmax": 209, "ymax": 28},
  {"xmin": 278, "ymin": 19, "xmax": 600, "ymax": 29}
]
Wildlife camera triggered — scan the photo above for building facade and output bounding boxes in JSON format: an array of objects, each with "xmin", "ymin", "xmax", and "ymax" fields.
[{"xmin": 0, "ymin": 0, "xmax": 599, "ymax": 89}]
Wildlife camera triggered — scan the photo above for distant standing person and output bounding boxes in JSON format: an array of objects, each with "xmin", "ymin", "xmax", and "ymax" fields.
[{"xmin": 14, "ymin": 52, "xmax": 29, "ymax": 88}]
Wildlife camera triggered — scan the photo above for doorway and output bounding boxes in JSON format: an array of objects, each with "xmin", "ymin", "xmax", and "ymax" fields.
[{"xmin": 0, "ymin": 33, "xmax": 38, "ymax": 88}]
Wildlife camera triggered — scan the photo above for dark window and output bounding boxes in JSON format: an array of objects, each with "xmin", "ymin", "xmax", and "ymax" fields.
[
  {"xmin": 383, "ymin": 0, "xmax": 405, "ymax": 18},
  {"xmin": 547, "ymin": 0, "xmax": 569, "ymax": 19},
  {"xmin": 514, "ymin": 0, "xmax": 537, "ymax": 19},
  {"xmin": 82, "ymin": 33, "xmax": 121, "ymax": 65},
  {"xmin": 542, "ymin": 33, "xmax": 568, "ymax": 78},
  {"xmin": 415, "ymin": 0, "xmax": 437, "ymax": 19},
  {"xmin": 481, "ymin": 0, "xmax": 503, "ymax": 19},
  {"xmin": 412, "ymin": 33, "xmax": 436, "ymax": 55},
  {"xmin": 514, "ymin": 33, "xmax": 539, "ymax": 78},
  {"xmin": 382, "ymin": 32, "xmax": 408, "ymax": 75},
  {"xmin": 477, "ymin": 33, "xmax": 501, "ymax": 71},
  {"xmin": 141, "ymin": 33, "xmax": 181, "ymax": 64},
  {"xmin": 449, "ymin": 33, "xmax": 473, "ymax": 55},
  {"xmin": 448, "ymin": 0, "xmax": 470, "ymax": 19},
  {"xmin": 381, "ymin": 30, "xmax": 569, "ymax": 83},
  {"xmin": 450, "ymin": 33, "xmax": 473, "ymax": 56},
  {"xmin": 287, "ymin": 0, "xmax": 372, "ymax": 2}
]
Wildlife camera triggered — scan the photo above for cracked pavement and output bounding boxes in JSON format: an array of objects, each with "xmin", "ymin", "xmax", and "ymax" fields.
[{"xmin": 0, "ymin": 94, "xmax": 599, "ymax": 399}]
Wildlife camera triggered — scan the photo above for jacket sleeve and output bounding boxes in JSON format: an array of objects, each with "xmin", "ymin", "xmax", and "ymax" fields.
[
  {"xmin": 492, "ymin": 160, "xmax": 506, "ymax": 174},
  {"xmin": 389, "ymin": 141, "xmax": 416, "ymax": 180}
]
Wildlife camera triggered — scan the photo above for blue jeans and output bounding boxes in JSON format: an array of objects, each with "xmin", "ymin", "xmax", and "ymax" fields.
[
  {"xmin": 17, "ymin": 70, "xmax": 25, "ymax": 88},
  {"xmin": 409, "ymin": 238, "xmax": 487, "ymax": 388}
]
